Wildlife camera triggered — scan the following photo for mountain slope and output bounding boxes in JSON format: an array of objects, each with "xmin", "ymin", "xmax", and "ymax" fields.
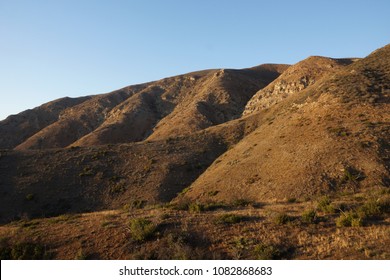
[
  {"xmin": 0, "ymin": 44, "xmax": 389, "ymax": 260},
  {"xmin": 180, "ymin": 44, "xmax": 390, "ymax": 203},
  {"xmin": 243, "ymin": 56, "xmax": 357, "ymax": 116},
  {"xmin": 0, "ymin": 44, "xmax": 389, "ymax": 227},
  {"xmin": 0, "ymin": 96, "xmax": 90, "ymax": 149},
  {"xmin": 13, "ymin": 84, "xmax": 149, "ymax": 150},
  {"xmin": 3, "ymin": 65, "xmax": 288, "ymax": 150}
]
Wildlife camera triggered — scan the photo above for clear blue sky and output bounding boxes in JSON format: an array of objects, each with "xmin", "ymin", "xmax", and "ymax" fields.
[{"xmin": 1, "ymin": 0, "xmax": 389, "ymax": 120}]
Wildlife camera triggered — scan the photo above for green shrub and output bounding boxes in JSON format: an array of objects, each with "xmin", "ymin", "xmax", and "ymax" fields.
[
  {"xmin": 75, "ymin": 248, "xmax": 88, "ymax": 260},
  {"xmin": 358, "ymin": 200, "xmax": 381, "ymax": 218},
  {"xmin": 188, "ymin": 203, "xmax": 204, "ymax": 213},
  {"xmin": 231, "ymin": 199, "xmax": 251, "ymax": 207},
  {"xmin": 169, "ymin": 200, "xmax": 191, "ymax": 211},
  {"xmin": 317, "ymin": 196, "xmax": 336, "ymax": 213},
  {"xmin": 342, "ymin": 167, "xmax": 365, "ymax": 183},
  {"xmin": 274, "ymin": 213, "xmax": 291, "ymax": 225},
  {"xmin": 336, "ymin": 211, "xmax": 362, "ymax": 227},
  {"xmin": 129, "ymin": 218, "xmax": 157, "ymax": 242},
  {"xmin": 253, "ymin": 243, "xmax": 281, "ymax": 260},
  {"xmin": 214, "ymin": 214, "xmax": 243, "ymax": 225},
  {"xmin": 131, "ymin": 200, "xmax": 147, "ymax": 209},
  {"xmin": 0, "ymin": 240, "xmax": 50, "ymax": 260},
  {"xmin": 109, "ymin": 184, "xmax": 127, "ymax": 195},
  {"xmin": 203, "ymin": 202, "xmax": 228, "ymax": 211},
  {"xmin": 378, "ymin": 196, "xmax": 390, "ymax": 213},
  {"xmin": 301, "ymin": 209, "xmax": 317, "ymax": 224},
  {"xmin": 357, "ymin": 196, "xmax": 390, "ymax": 221}
]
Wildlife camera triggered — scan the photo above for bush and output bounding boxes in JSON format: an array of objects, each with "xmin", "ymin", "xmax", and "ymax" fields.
[
  {"xmin": 188, "ymin": 203, "xmax": 204, "ymax": 213},
  {"xmin": 253, "ymin": 243, "xmax": 281, "ymax": 260},
  {"xmin": 231, "ymin": 199, "xmax": 251, "ymax": 207},
  {"xmin": 131, "ymin": 200, "xmax": 147, "ymax": 209},
  {"xmin": 0, "ymin": 240, "xmax": 50, "ymax": 260},
  {"xmin": 78, "ymin": 167, "xmax": 94, "ymax": 177},
  {"xmin": 109, "ymin": 184, "xmax": 127, "ymax": 195},
  {"xmin": 341, "ymin": 167, "xmax": 366, "ymax": 184},
  {"xmin": 274, "ymin": 213, "xmax": 291, "ymax": 225},
  {"xmin": 129, "ymin": 218, "xmax": 157, "ymax": 242},
  {"xmin": 358, "ymin": 200, "xmax": 381, "ymax": 218},
  {"xmin": 214, "ymin": 214, "xmax": 243, "ymax": 225},
  {"xmin": 356, "ymin": 196, "xmax": 390, "ymax": 222},
  {"xmin": 286, "ymin": 197, "xmax": 297, "ymax": 203},
  {"xmin": 335, "ymin": 211, "xmax": 362, "ymax": 227},
  {"xmin": 75, "ymin": 248, "xmax": 88, "ymax": 260},
  {"xmin": 301, "ymin": 209, "xmax": 317, "ymax": 224},
  {"xmin": 317, "ymin": 196, "xmax": 336, "ymax": 213}
]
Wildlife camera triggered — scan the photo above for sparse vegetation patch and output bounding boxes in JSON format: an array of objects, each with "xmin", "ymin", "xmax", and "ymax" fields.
[
  {"xmin": 214, "ymin": 214, "xmax": 243, "ymax": 225},
  {"xmin": 129, "ymin": 218, "xmax": 157, "ymax": 242}
]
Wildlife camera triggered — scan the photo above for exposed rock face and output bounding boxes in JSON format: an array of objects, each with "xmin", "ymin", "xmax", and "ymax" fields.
[{"xmin": 243, "ymin": 56, "xmax": 357, "ymax": 116}]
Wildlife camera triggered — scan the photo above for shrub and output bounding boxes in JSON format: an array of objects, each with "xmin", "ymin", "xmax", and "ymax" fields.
[
  {"xmin": 274, "ymin": 213, "xmax": 291, "ymax": 225},
  {"xmin": 357, "ymin": 196, "xmax": 390, "ymax": 221},
  {"xmin": 358, "ymin": 200, "xmax": 381, "ymax": 218},
  {"xmin": 188, "ymin": 203, "xmax": 204, "ymax": 213},
  {"xmin": 231, "ymin": 199, "xmax": 251, "ymax": 207},
  {"xmin": 169, "ymin": 200, "xmax": 191, "ymax": 211},
  {"xmin": 75, "ymin": 248, "xmax": 88, "ymax": 260},
  {"xmin": 317, "ymin": 196, "xmax": 336, "ymax": 213},
  {"xmin": 109, "ymin": 184, "xmax": 127, "ymax": 195},
  {"xmin": 342, "ymin": 167, "xmax": 365, "ymax": 183},
  {"xmin": 202, "ymin": 201, "xmax": 228, "ymax": 211},
  {"xmin": 131, "ymin": 200, "xmax": 147, "ymax": 209},
  {"xmin": 79, "ymin": 167, "xmax": 94, "ymax": 177},
  {"xmin": 301, "ymin": 209, "xmax": 317, "ymax": 224},
  {"xmin": 335, "ymin": 211, "xmax": 362, "ymax": 227},
  {"xmin": 0, "ymin": 240, "xmax": 50, "ymax": 260},
  {"xmin": 286, "ymin": 197, "xmax": 297, "ymax": 203},
  {"xmin": 253, "ymin": 243, "xmax": 281, "ymax": 260},
  {"xmin": 25, "ymin": 194, "xmax": 34, "ymax": 201},
  {"xmin": 129, "ymin": 218, "xmax": 157, "ymax": 242},
  {"xmin": 214, "ymin": 214, "xmax": 243, "ymax": 225}
]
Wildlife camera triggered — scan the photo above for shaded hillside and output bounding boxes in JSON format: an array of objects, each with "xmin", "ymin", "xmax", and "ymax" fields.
[{"xmin": 0, "ymin": 133, "xmax": 225, "ymax": 223}]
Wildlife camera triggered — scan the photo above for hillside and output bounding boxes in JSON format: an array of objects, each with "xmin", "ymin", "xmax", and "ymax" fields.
[
  {"xmin": 1, "ymin": 65, "xmax": 287, "ymax": 150},
  {"xmin": 243, "ymin": 56, "xmax": 358, "ymax": 115},
  {"xmin": 0, "ymin": 44, "xmax": 389, "ymax": 260},
  {"xmin": 181, "ymin": 45, "xmax": 389, "ymax": 203}
]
